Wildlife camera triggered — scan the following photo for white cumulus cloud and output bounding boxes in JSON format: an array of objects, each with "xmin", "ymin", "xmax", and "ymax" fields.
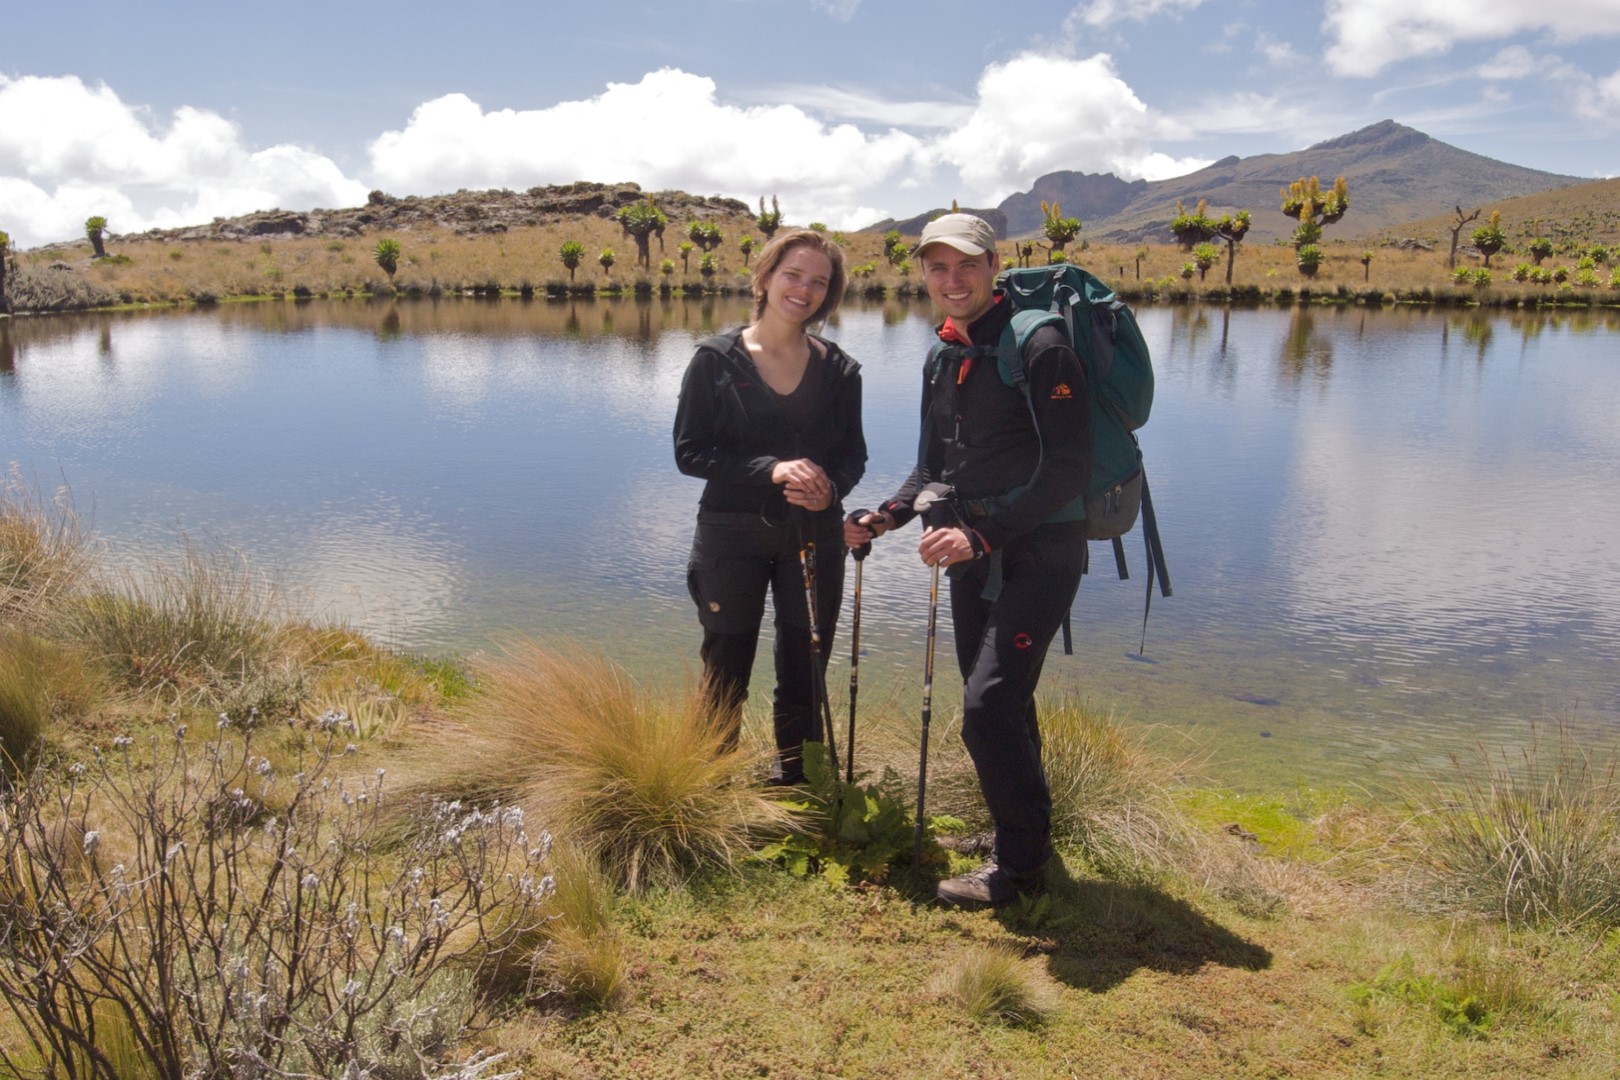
[
  {"xmin": 0, "ymin": 74, "xmax": 368, "ymax": 248},
  {"xmin": 1324, "ymin": 0, "xmax": 1620, "ymax": 77},
  {"xmin": 1573, "ymin": 67, "xmax": 1620, "ymax": 124},
  {"xmin": 366, "ymin": 69, "xmax": 925, "ymax": 231},
  {"xmin": 933, "ymin": 53, "xmax": 1201, "ymax": 202}
]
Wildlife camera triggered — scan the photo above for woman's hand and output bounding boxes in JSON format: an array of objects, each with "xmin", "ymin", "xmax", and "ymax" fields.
[
  {"xmin": 772, "ymin": 458, "xmax": 833, "ymax": 510},
  {"xmin": 844, "ymin": 510, "xmax": 893, "ymax": 549}
]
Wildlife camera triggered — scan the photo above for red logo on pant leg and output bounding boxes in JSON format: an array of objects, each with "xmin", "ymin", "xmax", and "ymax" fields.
[{"xmin": 1014, "ymin": 632, "xmax": 1032, "ymax": 650}]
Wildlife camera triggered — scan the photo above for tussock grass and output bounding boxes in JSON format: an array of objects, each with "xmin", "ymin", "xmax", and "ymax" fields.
[
  {"xmin": 1401, "ymin": 729, "xmax": 1620, "ymax": 929},
  {"xmin": 0, "ymin": 474, "xmax": 95, "ymax": 628},
  {"xmin": 930, "ymin": 943, "xmax": 1058, "ymax": 1027},
  {"xmin": 0, "ymin": 631, "xmax": 50, "ymax": 773},
  {"xmin": 533, "ymin": 843, "xmax": 629, "ymax": 1010},
  {"xmin": 62, "ymin": 541, "xmax": 291, "ymax": 707},
  {"xmin": 0, "ymin": 630, "xmax": 102, "ymax": 770},
  {"xmin": 1040, "ymin": 697, "xmax": 1198, "ymax": 878},
  {"xmin": 451, "ymin": 641, "xmax": 794, "ymax": 892}
]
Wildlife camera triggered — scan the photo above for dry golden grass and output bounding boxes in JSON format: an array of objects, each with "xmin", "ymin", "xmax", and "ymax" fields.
[
  {"xmin": 437, "ymin": 641, "xmax": 795, "ymax": 892},
  {"xmin": 15, "ymin": 206, "xmax": 1620, "ymax": 316}
]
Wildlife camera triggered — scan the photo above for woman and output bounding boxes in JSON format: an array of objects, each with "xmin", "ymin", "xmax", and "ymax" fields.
[{"xmin": 673, "ymin": 228, "xmax": 865, "ymax": 784}]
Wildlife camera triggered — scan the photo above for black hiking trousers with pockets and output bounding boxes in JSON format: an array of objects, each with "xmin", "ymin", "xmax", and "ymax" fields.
[
  {"xmin": 686, "ymin": 507, "xmax": 845, "ymax": 782},
  {"xmin": 948, "ymin": 519, "xmax": 1086, "ymax": 880}
]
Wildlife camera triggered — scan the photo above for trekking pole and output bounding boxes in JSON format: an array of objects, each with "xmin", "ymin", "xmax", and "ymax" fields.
[
  {"xmin": 843, "ymin": 508, "xmax": 873, "ymax": 786},
  {"xmin": 910, "ymin": 486, "xmax": 952, "ymax": 891},
  {"xmin": 793, "ymin": 510, "xmax": 840, "ymax": 775}
]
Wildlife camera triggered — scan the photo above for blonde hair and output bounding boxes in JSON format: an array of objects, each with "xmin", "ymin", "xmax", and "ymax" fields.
[{"xmin": 749, "ymin": 228, "xmax": 848, "ymax": 325}]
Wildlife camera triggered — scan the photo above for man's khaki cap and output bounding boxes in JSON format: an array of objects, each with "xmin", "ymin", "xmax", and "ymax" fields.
[{"xmin": 915, "ymin": 213, "xmax": 996, "ymax": 257}]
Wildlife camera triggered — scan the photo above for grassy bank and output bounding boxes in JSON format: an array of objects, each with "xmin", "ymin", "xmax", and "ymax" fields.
[
  {"xmin": 7, "ymin": 207, "xmax": 1620, "ymax": 316},
  {"xmin": 4, "ymin": 481, "xmax": 1620, "ymax": 1078}
]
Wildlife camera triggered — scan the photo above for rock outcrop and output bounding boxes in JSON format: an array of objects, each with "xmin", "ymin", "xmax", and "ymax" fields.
[{"xmin": 123, "ymin": 183, "xmax": 751, "ymax": 243}]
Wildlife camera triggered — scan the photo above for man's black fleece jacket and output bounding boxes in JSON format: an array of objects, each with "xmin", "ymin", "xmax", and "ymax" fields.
[
  {"xmin": 882, "ymin": 295, "xmax": 1091, "ymax": 550},
  {"xmin": 673, "ymin": 329, "xmax": 866, "ymax": 518}
]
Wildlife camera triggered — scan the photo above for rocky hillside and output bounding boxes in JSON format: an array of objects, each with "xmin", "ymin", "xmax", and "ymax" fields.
[
  {"xmin": 120, "ymin": 182, "xmax": 750, "ymax": 243},
  {"xmin": 896, "ymin": 121, "xmax": 1589, "ymax": 245}
]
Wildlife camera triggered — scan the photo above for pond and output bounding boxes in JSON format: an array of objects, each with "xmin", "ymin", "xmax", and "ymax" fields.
[{"xmin": 3, "ymin": 297, "xmax": 1617, "ymax": 788}]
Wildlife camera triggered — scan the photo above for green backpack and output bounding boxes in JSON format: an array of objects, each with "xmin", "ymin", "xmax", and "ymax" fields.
[{"xmin": 927, "ymin": 263, "xmax": 1171, "ymax": 651}]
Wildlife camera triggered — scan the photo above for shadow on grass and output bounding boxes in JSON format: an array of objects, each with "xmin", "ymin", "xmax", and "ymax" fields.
[{"xmin": 1005, "ymin": 857, "xmax": 1273, "ymax": 994}]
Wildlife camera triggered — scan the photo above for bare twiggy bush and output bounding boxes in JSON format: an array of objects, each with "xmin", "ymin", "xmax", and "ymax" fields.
[
  {"xmin": 930, "ymin": 944, "xmax": 1058, "ymax": 1027},
  {"xmin": 4, "ymin": 262, "xmax": 120, "ymax": 312},
  {"xmin": 1400, "ymin": 728, "xmax": 1620, "ymax": 929},
  {"xmin": 0, "ymin": 716, "xmax": 555, "ymax": 1079},
  {"xmin": 0, "ymin": 472, "xmax": 96, "ymax": 628},
  {"xmin": 452, "ymin": 641, "xmax": 794, "ymax": 892}
]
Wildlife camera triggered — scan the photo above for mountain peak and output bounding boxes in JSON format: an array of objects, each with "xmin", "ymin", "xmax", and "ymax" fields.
[{"xmin": 1309, "ymin": 119, "xmax": 1431, "ymax": 154}]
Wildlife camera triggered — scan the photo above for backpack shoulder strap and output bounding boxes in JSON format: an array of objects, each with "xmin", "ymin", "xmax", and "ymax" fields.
[{"xmin": 998, "ymin": 310, "xmax": 1065, "ymax": 390}]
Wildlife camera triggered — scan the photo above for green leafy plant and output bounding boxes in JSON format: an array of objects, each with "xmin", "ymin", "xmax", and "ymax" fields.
[
  {"xmin": 558, "ymin": 239, "xmax": 585, "ymax": 283},
  {"xmin": 1296, "ymin": 243, "xmax": 1324, "ymax": 276},
  {"xmin": 1191, "ymin": 243, "xmax": 1219, "ymax": 281},
  {"xmin": 1281, "ymin": 176, "xmax": 1348, "ymax": 251},
  {"xmin": 755, "ymin": 195, "xmax": 782, "ymax": 239},
  {"xmin": 615, "ymin": 197, "xmax": 667, "ymax": 269},
  {"xmin": 1170, "ymin": 199, "xmax": 1216, "ymax": 249},
  {"xmin": 737, "ymin": 235, "xmax": 756, "ymax": 266},
  {"xmin": 372, "ymin": 237, "xmax": 401, "ymax": 278},
  {"xmin": 758, "ymin": 743, "xmax": 943, "ymax": 887},
  {"xmin": 1040, "ymin": 199, "xmax": 1081, "ymax": 262},
  {"xmin": 1349, "ymin": 957, "xmax": 1492, "ymax": 1038},
  {"xmin": 697, "ymin": 251, "xmax": 717, "ymax": 282},
  {"xmin": 598, "ymin": 248, "xmax": 615, "ymax": 275},
  {"xmin": 1470, "ymin": 210, "xmax": 1506, "ymax": 269},
  {"xmin": 84, "ymin": 215, "xmax": 108, "ymax": 258}
]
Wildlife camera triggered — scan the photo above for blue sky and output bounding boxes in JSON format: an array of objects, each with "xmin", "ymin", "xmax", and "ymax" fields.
[{"xmin": 3, "ymin": 0, "xmax": 1618, "ymax": 248}]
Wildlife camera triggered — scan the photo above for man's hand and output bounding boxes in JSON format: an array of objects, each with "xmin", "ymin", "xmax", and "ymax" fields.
[{"xmin": 918, "ymin": 525, "xmax": 974, "ymax": 567}]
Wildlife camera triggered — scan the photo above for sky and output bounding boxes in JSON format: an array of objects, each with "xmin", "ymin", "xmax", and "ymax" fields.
[{"xmin": 3, "ymin": 0, "xmax": 1619, "ymax": 249}]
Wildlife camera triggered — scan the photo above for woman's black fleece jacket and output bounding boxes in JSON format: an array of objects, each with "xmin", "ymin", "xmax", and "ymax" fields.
[{"xmin": 673, "ymin": 329, "xmax": 866, "ymax": 518}]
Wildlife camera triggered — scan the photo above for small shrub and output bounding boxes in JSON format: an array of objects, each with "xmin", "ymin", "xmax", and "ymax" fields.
[
  {"xmin": 931, "ymin": 944, "xmax": 1058, "ymax": 1027},
  {"xmin": 758, "ymin": 742, "xmax": 941, "ymax": 886}
]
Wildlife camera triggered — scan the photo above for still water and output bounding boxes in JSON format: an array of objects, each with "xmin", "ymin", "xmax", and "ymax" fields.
[{"xmin": 3, "ymin": 299, "xmax": 1617, "ymax": 787}]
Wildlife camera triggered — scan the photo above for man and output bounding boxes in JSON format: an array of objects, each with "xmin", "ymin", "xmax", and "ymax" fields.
[{"xmin": 845, "ymin": 213, "xmax": 1091, "ymax": 907}]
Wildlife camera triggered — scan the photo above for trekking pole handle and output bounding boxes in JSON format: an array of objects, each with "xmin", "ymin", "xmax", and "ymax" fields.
[{"xmin": 844, "ymin": 508, "xmax": 874, "ymax": 561}]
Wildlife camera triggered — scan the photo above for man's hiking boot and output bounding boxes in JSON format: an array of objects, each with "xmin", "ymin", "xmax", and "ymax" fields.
[
  {"xmin": 937, "ymin": 831, "xmax": 995, "ymax": 857},
  {"xmin": 935, "ymin": 860, "xmax": 1045, "ymax": 909}
]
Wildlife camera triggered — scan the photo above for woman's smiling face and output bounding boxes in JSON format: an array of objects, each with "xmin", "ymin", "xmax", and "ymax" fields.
[{"xmin": 758, "ymin": 244, "xmax": 833, "ymax": 327}]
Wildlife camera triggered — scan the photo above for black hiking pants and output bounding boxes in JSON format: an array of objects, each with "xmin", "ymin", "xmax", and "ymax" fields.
[
  {"xmin": 948, "ymin": 520, "xmax": 1086, "ymax": 880},
  {"xmin": 686, "ymin": 508, "xmax": 844, "ymax": 782}
]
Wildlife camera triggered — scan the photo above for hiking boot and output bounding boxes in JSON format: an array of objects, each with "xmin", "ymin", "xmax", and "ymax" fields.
[
  {"xmin": 935, "ymin": 860, "xmax": 1045, "ymax": 909},
  {"xmin": 937, "ymin": 831, "xmax": 995, "ymax": 857}
]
